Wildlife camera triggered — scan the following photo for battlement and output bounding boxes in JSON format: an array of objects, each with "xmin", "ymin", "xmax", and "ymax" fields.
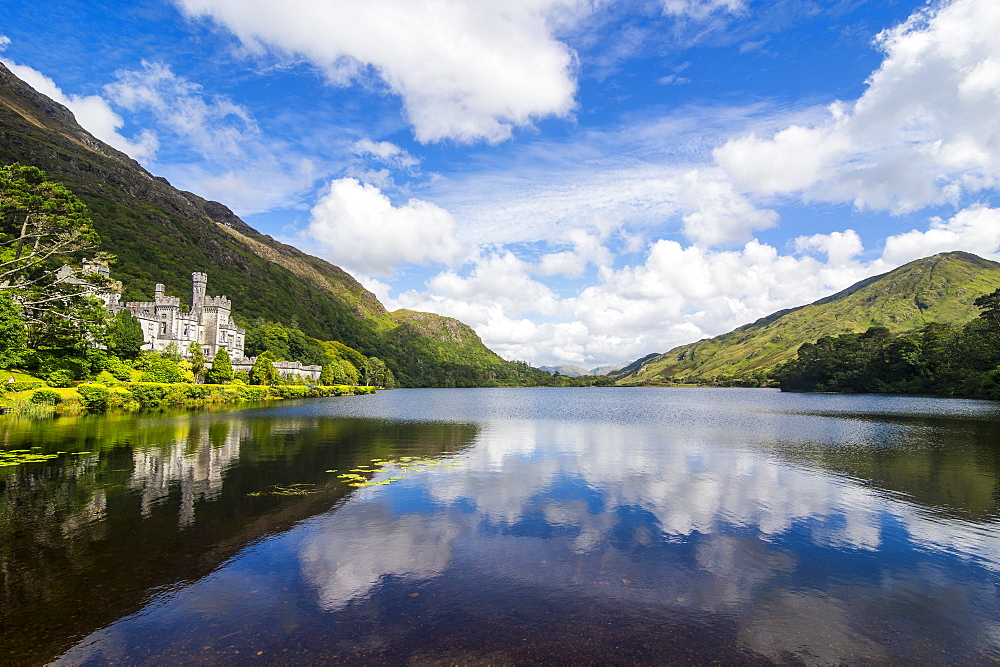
[
  {"xmin": 203, "ymin": 295, "xmax": 231, "ymax": 309},
  {"xmin": 100, "ymin": 265, "xmax": 245, "ymax": 359}
]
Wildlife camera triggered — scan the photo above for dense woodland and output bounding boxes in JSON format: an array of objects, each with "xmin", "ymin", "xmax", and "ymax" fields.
[{"xmin": 774, "ymin": 289, "xmax": 1000, "ymax": 398}]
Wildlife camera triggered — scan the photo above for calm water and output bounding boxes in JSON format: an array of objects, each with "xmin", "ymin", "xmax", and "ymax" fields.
[{"xmin": 4, "ymin": 388, "xmax": 1000, "ymax": 664}]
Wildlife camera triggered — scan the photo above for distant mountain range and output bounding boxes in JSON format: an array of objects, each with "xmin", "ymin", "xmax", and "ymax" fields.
[
  {"xmin": 538, "ymin": 364, "xmax": 627, "ymax": 377},
  {"xmin": 0, "ymin": 62, "xmax": 541, "ymax": 387},
  {"xmin": 614, "ymin": 251, "xmax": 1000, "ymax": 385}
]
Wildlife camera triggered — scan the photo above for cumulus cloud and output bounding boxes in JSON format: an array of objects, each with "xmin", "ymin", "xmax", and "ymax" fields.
[
  {"xmin": 306, "ymin": 178, "xmax": 467, "ymax": 276},
  {"xmin": 534, "ymin": 229, "xmax": 612, "ymax": 278},
  {"xmin": 174, "ymin": 0, "xmax": 585, "ymax": 143},
  {"xmin": 0, "ymin": 59, "xmax": 158, "ymax": 160},
  {"xmin": 382, "ymin": 198, "xmax": 1000, "ymax": 368},
  {"xmin": 715, "ymin": 0, "xmax": 1000, "ymax": 212},
  {"xmin": 384, "ymin": 231, "xmax": 874, "ymax": 366},
  {"xmin": 880, "ymin": 205, "xmax": 1000, "ymax": 266}
]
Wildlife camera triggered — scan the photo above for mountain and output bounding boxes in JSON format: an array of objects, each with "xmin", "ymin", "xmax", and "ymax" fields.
[
  {"xmin": 616, "ymin": 251, "xmax": 1000, "ymax": 385},
  {"xmin": 539, "ymin": 365, "xmax": 590, "ymax": 377},
  {"xmin": 0, "ymin": 63, "xmax": 539, "ymax": 387},
  {"xmin": 589, "ymin": 363, "xmax": 626, "ymax": 376}
]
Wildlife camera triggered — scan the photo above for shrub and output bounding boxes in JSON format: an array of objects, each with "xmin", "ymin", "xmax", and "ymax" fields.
[
  {"xmin": 163, "ymin": 385, "xmax": 187, "ymax": 405},
  {"xmin": 127, "ymin": 383, "xmax": 168, "ymax": 409},
  {"xmin": 46, "ymin": 370, "xmax": 74, "ymax": 388},
  {"xmin": 103, "ymin": 357, "xmax": 133, "ymax": 382},
  {"xmin": 2, "ymin": 380, "xmax": 45, "ymax": 393},
  {"xmin": 77, "ymin": 384, "xmax": 110, "ymax": 411},
  {"xmin": 235, "ymin": 384, "xmax": 269, "ymax": 401},
  {"xmin": 107, "ymin": 386, "xmax": 136, "ymax": 409},
  {"xmin": 139, "ymin": 358, "xmax": 185, "ymax": 383},
  {"xmin": 30, "ymin": 388, "xmax": 62, "ymax": 404}
]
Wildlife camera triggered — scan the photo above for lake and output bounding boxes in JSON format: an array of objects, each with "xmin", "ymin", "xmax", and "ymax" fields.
[{"xmin": 3, "ymin": 387, "xmax": 1000, "ymax": 663}]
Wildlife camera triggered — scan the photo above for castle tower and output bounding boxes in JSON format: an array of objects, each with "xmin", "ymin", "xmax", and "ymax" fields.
[
  {"xmin": 155, "ymin": 283, "xmax": 165, "ymax": 300},
  {"xmin": 191, "ymin": 272, "xmax": 207, "ymax": 319}
]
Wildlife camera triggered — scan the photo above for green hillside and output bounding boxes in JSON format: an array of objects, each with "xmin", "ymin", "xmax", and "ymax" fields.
[
  {"xmin": 0, "ymin": 63, "xmax": 534, "ymax": 387},
  {"xmin": 617, "ymin": 251, "xmax": 1000, "ymax": 384}
]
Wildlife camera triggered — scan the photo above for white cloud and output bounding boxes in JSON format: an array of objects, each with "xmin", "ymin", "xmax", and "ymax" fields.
[
  {"xmin": 351, "ymin": 139, "xmax": 419, "ymax": 169},
  {"xmin": 880, "ymin": 205, "xmax": 1000, "ymax": 266},
  {"xmin": 534, "ymin": 229, "xmax": 612, "ymax": 278},
  {"xmin": 715, "ymin": 0, "xmax": 1000, "ymax": 212},
  {"xmin": 306, "ymin": 178, "xmax": 468, "ymax": 276},
  {"xmin": 104, "ymin": 61, "xmax": 258, "ymax": 159},
  {"xmin": 383, "ymin": 230, "xmax": 876, "ymax": 367},
  {"xmin": 793, "ymin": 230, "xmax": 864, "ymax": 266},
  {"xmin": 382, "ymin": 203, "xmax": 1000, "ymax": 368},
  {"xmin": 175, "ymin": 0, "xmax": 585, "ymax": 144},
  {"xmin": 0, "ymin": 59, "xmax": 159, "ymax": 160},
  {"xmin": 661, "ymin": 0, "xmax": 746, "ymax": 21}
]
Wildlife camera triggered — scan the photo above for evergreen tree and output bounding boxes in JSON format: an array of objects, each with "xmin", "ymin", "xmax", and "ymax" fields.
[
  {"xmin": 206, "ymin": 347, "xmax": 233, "ymax": 384},
  {"xmin": 105, "ymin": 309, "xmax": 144, "ymax": 359},
  {"xmin": 250, "ymin": 350, "xmax": 278, "ymax": 385}
]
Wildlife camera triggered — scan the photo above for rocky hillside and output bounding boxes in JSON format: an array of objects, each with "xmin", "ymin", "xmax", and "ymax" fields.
[
  {"xmin": 0, "ymin": 63, "xmax": 536, "ymax": 387},
  {"xmin": 616, "ymin": 251, "xmax": 1000, "ymax": 384}
]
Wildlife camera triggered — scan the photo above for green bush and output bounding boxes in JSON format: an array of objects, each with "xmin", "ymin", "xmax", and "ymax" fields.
[
  {"xmin": 163, "ymin": 385, "xmax": 187, "ymax": 406},
  {"xmin": 235, "ymin": 385, "xmax": 269, "ymax": 401},
  {"xmin": 77, "ymin": 384, "xmax": 110, "ymax": 411},
  {"xmin": 2, "ymin": 380, "xmax": 45, "ymax": 393},
  {"xmin": 127, "ymin": 383, "xmax": 168, "ymax": 408},
  {"xmin": 103, "ymin": 356, "xmax": 133, "ymax": 381},
  {"xmin": 30, "ymin": 388, "xmax": 62, "ymax": 404},
  {"xmin": 107, "ymin": 386, "xmax": 136, "ymax": 409},
  {"xmin": 139, "ymin": 358, "xmax": 186, "ymax": 383},
  {"xmin": 46, "ymin": 370, "xmax": 75, "ymax": 388}
]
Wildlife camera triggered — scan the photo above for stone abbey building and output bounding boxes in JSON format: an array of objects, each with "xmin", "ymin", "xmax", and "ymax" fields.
[
  {"xmin": 117, "ymin": 272, "xmax": 247, "ymax": 360},
  {"xmin": 60, "ymin": 263, "xmax": 323, "ymax": 381}
]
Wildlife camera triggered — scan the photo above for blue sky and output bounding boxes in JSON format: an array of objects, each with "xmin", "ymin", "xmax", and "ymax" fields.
[{"xmin": 3, "ymin": 0, "xmax": 1000, "ymax": 368}]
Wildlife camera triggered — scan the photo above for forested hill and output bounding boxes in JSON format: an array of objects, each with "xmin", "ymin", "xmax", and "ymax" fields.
[
  {"xmin": 616, "ymin": 251, "xmax": 1000, "ymax": 385},
  {"xmin": 0, "ymin": 62, "xmax": 537, "ymax": 387}
]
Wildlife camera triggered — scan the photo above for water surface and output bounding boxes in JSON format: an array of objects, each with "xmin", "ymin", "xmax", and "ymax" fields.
[{"xmin": 4, "ymin": 388, "xmax": 1000, "ymax": 663}]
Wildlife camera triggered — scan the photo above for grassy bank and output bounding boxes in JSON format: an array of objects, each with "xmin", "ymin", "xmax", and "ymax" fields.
[{"xmin": 0, "ymin": 376, "xmax": 375, "ymax": 417}]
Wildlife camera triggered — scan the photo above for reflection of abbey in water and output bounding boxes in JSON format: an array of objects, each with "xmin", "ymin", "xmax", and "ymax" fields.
[{"xmin": 130, "ymin": 421, "xmax": 248, "ymax": 528}]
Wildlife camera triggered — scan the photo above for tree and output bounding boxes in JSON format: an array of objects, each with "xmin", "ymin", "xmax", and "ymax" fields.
[
  {"xmin": 364, "ymin": 357, "xmax": 393, "ymax": 387},
  {"xmin": 975, "ymin": 288, "xmax": 1000, "ymax": 331},
  {"xmin": 0, "ymin": 290, "xmax": 26, "ymax": 368},
  {"xmin": 187, "ymin": 340, "xmax": 206, "ymax": 380},
  {"xmin": 105, "ymin": 309, "xmax": 144, "ymax": 359},
  {"xmin": 1, "ymin": 165, "xmax": 112, "ymax": 347},
  {"xmin": 320, "ymin": 362, "xmax": 348, "ymax": 385},
  {"xmin": 339, "ymin": 358, "xmax": 360, "ymax": 385},
  {"xmin": 161, "ymin": 341, "xmax": 182, "ymax": 361},
  {"xmin": 206, "ymin": 347, "xmax": 233, "ymax": 384},
  {"xmin": 1, "ymin": 164, "xmax": 99, "ymax": 288},
  {"xmin": 250, "ymin": 350, "xmax": 279, "ymax": 385}
]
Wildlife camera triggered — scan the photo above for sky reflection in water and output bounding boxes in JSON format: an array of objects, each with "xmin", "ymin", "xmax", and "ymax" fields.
[{"xmin": 53, "ymin": 388, "xmax": 1000, "ymax": 663}]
